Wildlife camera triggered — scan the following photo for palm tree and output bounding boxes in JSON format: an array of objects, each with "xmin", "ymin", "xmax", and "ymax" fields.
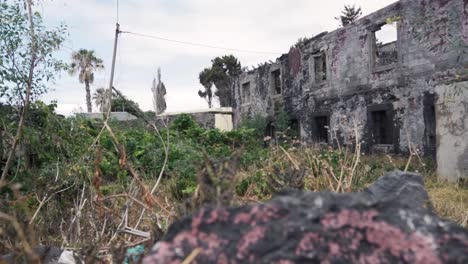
[
  {"xmin": 68, "ymin": 49, "xmax": 104, "ymax": 112},
  {"xmin": 93, "ymin": 88, "xmax": 107, "ymax": 112}
]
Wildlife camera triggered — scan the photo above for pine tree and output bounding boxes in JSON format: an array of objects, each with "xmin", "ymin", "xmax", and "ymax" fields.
[{"xmin": 336, "ymin": 5, "xmax": 362, "ymax": 27}]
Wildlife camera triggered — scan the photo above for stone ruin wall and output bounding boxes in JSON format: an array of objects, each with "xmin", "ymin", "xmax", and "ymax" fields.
[{"xmin": 233, "ymin": 0, "xmax": 468, "ymax": 180}]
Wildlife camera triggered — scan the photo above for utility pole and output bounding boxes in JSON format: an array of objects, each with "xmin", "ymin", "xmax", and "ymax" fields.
[{"xmin": 106, "ymin": 23, "xmax": 120, "ymax": 115}]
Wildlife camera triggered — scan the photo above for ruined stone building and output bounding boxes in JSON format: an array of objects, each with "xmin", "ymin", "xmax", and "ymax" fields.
[{"xmin": 233, "ymin": 0, "xmax": 468, "ymax": 181}]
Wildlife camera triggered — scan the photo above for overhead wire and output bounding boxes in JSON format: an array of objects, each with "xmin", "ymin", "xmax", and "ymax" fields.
[
  {"xmin": 120, "ymin": 30, "xmax": 283, "ymax": 55},
  {"xmin": 116, "ymin": 0, "xmax": 119, "ymax": 24}
]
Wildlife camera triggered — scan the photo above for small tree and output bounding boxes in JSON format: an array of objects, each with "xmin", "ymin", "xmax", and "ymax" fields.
[
  {"xmin": 0, "ymin": 0, "xmax": 66, "ymax": 185},
  {"xmin": 198, "ymin": 68, "xmax": 214, "ymax": 108},
  {"xmin": 336, "ymin": 5, "xmax": 362, "ymax": 27},
  {"xmin": 92, "ymin": 88, "xmax": 108, "ymax": 112},
  {"xmin": 198, "ymin": 55, "xmax": 242, "ymax": 108}
]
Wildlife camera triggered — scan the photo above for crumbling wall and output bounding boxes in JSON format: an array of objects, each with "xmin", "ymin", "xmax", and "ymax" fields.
[
  {"xmin": 157, "ymin": 111, "xmax": 233, "ymax": 131},
  {"xmin": 234, "ymin": 0, "xmax": 467, "ymax": 164},
  {"xmin": 435, "ymin": 81, "xmax": 468, "ymax": 181},
  {"xmin": 464, "ymin": 0, "xmax": 468, "ymax": 43}
]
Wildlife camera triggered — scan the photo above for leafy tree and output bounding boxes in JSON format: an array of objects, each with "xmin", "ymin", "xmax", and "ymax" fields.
[
  {"xmin": 0, "ymin": 0, "xmax": 67, "ymax": 185},
  {"xmin": 111, "ymin": 96, "xmax": 141, "ymax": 117},
  {"xmin": 92, "ymin": 86, "xmax": 141, "ymax": 116},
  {"xmin": 198, "ymin": 68, "xmax": 214, "ymax": 108},
  {"xmin": 0, "ymin": 0, "xmax": 67, "ymax": 105},
  {"xmin": 198, "ymin": 55, "xmax": 242, "ymax": 107},
  {"xmin": 68, "ymin": 49, "xmax": 104, "ymax": 112},
  {"xmin": 108, "ymin": 88, "xmax": 142, "ymax": 117},
  {"xmin": 336, "ymin": 5, "xmax": 362, "ymax": 27}
]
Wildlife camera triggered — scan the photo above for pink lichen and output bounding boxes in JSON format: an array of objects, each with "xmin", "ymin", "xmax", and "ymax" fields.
[
  {"xmin": 191, "ymin": 208, "xmax": 205, "ymax": 235},
  {"xmin": 252, "ymin": 204, "xmax": 281, "ymax": 224},
  {"xmin": 233, "ymin": 211, "xmax": 252, "ymax": 224},
  {"xmin": 197, "ymin": 232, "xmax": 228, "ymax": 256},
  {"xmin": 142, "ymin": 242, "xmax": 179, "ymax": 264},
  {"xmin": 321, "ymin": 209, "xmax": 442, "ymax": 264},
  {"xmin": 205, "ymin": 208, "xmax": 229, "ymax": 224},
  {"xmin": 237, "ymin": 226, "xmax": 267, "ymax": 259},
  {"xmin": 329, "ymin": 242, "xmax": 341, "ymax": 256},
  {"xmin": 275, "ymin": 260, "xmax": 295, "ymax": 264},
  {"xmin": 295, "ymin": 232, "xmax": 322, "ymax": 256},
  {"xmin": 173, "ymin": 231, "xmax": 199, "ymax": 247},
  {"xmin": 233, "ymin": 204, "xmax": 281, "ymax": 226},
  {"xmin": 321, "ymin": 209, "xmax": 378, "ymax": 230},
  {"xmin": 217, "ymin": 253, "xmax": 230, "ymax": 264}
]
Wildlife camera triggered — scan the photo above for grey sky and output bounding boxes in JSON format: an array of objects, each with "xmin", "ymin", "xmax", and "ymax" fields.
[{"xmin": 39, "ymin": 0, "xmax": 397, "ymax": 115}]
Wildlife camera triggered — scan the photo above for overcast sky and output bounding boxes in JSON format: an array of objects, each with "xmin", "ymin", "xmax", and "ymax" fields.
[{"xmin": 38, "ymin": 0, "xmax": 397, "ymax": 115}]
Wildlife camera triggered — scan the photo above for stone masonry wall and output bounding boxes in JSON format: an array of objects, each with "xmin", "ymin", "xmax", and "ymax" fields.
[
  {"xmin": 234, "ymin": 0, "xmax": 468, "ymax": 166},
  {"xmin": 435, "ymin": 80, "xmax": 468, "ymax": 182}
]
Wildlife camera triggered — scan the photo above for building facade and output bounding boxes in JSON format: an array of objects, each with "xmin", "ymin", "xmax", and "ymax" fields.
[{"xmin": 233, "ymin": 0, "xmax": 468, "ymax": 181}]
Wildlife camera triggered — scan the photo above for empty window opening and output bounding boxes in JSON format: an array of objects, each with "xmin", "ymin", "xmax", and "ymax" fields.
[
  {"xmin": 374, "ymin": 23, "xmax": 398, "ymax": 67},
  {"xmin": 370, "ymin": 110, "xmax": 392, "ymax": 144},
  {"xmin": 314, "ymin": 52, "xmax": 327, "ymax": 82},
  {"xmin": 242, "ymin": 82, "xmax": 251, "ymax": 103},
  {"xmin": 271, "ymin": 70, "xmax": 281, "ymax": 94},
  {"xmin": 314, "ymin": 116, "xmax": 329, "ymax": 143}
]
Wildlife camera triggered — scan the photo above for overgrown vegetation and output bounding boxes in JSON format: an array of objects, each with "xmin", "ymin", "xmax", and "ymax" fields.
[{"xmin": 1, "ymin": 103, "xmax": 467, "ymax": 262}]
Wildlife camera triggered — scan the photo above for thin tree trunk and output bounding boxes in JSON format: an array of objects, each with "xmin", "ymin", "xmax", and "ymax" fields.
[
  {"xmin": 85, "ymin": 80, "xmax": 92, "ymax": 112},
  {"xmin": 0, "ymin": 0, "xmax": 37, "ymax": 186}
]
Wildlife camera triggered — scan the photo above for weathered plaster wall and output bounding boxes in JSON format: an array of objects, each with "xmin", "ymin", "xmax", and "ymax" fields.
[
  {"xmin": 157, "ymin": 110, "xmax": 233, "ymax": 131},
  {"xmin": 464, "ymin": 0, "xmax": 468, "ymax": 43},
  {"xmin": 435, "ymin": 81, "xmax": 468, "ymax": 181},
  {"xmin": 215, "ymin": 114, "xmax": 233, "ymax": 132},
  {"xmin": 233, "ymin": 0, "xmax": 467, "ymax": 180}
]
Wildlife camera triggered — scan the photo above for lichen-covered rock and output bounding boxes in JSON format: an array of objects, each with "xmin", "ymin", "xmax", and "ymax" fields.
[{"xmin": 143, "ymin": 171, "xmax": 468, "ymax": 264}]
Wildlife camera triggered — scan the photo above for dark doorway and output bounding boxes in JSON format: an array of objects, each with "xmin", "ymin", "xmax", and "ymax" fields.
[
  {"xmin": 313, "ymin": 115, "xmax": 329, "ymax": 143},
  {"xmin": 370, "ymin": 110, "xmax": 390, "ymax": 144},
  {"xmin": 265, "ymin": 121, "xmax": 276, "ymax": 139},
  {"xmin": 368, "ymin": 103, "xmax": 396, "ymax": 147},
  {"xmin": 289, "ymin": 119, "xmax": 300, "ymax": 139},
  {"xmin": 423, "ymin": 94, "xmax": 437, "ymax": 158}
]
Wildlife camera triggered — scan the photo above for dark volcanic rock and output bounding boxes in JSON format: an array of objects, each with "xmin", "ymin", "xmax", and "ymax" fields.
[{"xmin": 143, "ymin": 171, "xmax": 468, "ymax": 264}]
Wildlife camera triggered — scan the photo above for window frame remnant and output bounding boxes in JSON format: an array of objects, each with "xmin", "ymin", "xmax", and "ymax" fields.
[
  {"xmin": 369, "ymin": 21, "xmax": 399, "ymax": 72},
  {"xmin": 242, "ymin": 82, "xmax": 251, "ymax": 104},
  {"xmin": 313, "ymin": 51, "xmax": 327, "ymax": 83},
  {"xmin": 271, "ymin": 69, "xmax": 282, "ymax": 95}
]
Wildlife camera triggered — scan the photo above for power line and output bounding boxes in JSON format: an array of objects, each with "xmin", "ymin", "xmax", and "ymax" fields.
[
  {"xmin": 120, "ymin": 30, "xmax": 283, "ymax": 55},
  {"xmin": 116, "ymin": 0, "xmax": 119, "ymax": 24}
]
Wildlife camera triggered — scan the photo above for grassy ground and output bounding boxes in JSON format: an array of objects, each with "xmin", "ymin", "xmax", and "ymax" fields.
[{"xmin": 231, "ymin": 146, "xmax": 468, "ymax": 227}]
